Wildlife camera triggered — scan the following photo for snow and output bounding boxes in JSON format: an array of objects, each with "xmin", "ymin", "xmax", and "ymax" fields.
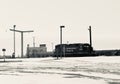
[{"xmin": 0, "ymin": 56, "xmax": 120, "ymax": 84}]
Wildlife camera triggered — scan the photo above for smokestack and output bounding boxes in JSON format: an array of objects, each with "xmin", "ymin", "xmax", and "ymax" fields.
[{"xmin": 88, "ymin": 26, "xmax": 92, "ymax": 47}]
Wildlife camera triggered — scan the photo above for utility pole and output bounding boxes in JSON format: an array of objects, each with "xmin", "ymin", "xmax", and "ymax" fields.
[{"xmin": 10, "ymin": 29, "xmax": 34, "ymax": 58}]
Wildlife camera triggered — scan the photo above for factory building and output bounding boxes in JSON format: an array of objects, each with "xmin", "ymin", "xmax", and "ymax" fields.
[{"xmin": 26, "ymin": 44, "xmax": 52, "ymax": 58}]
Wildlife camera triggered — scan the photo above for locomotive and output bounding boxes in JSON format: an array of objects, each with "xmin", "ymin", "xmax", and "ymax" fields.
[{"xmin": 53, "ymin": 43, "xmax": 95, "ymax": 57}]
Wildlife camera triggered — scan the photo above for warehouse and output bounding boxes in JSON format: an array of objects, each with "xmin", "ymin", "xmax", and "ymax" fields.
[{"xmin": 26, "ymin": 44, "xmax": 53, "ymax": 58}]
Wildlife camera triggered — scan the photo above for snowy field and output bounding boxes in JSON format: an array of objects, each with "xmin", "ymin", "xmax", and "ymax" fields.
[{"xmin": 0, "ymin": 56, "xmax": 120, "ymax": 84}]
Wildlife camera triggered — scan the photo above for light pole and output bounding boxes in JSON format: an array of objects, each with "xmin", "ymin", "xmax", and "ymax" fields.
[
  {"xmin": 33, "ymin": 36, "xmax": 35, "ymax": 47},
  {"xmin": 13, "ymin": 25, "xmax": 16, "ymax": 58},
  {"xmin": 27, "ymin": 44, "xmax": 30, "ymax": 58},
  {"xmin": 51, "ymin": 42, "xmax": 54, "ymax": 52},
  {"xmin": 10, "ymin": 29, "xmax": 34, "ymax": 58},
  {"xmin": 88, "ymin": 26, "xmax": 92, "ymax": 54},
  {"xmin": 60, "ymin": 25, "xmax": 65, "ymax": 59},
  {"xmin": 88, "ymin": 26, "xmax": 92, "ymax": 47}
]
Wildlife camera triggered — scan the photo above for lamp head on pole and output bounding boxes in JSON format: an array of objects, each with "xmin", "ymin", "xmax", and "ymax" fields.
[
  {"xmin": 89, "ymin": 26, "xmax": 91, "ymax": 28},
  {"xmin": 88, "ymin": 26, "xmax": 91, "ymax": 30},
  {"xmin": 13, "ymin": 25, "xmax": 16, "ymax": 28},
  {"xmin": 60, "ymin": 26, "xmax": 65, "ymax": 28}
]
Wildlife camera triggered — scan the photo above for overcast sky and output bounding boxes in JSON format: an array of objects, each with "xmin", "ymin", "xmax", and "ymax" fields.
[{"xmin": 0, "ymin": 0, "xmax": 120, "ymax": 56}]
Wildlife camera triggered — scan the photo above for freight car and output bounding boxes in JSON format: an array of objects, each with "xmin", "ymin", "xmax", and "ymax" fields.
[{"xmin": 53, "ymin": 43, "xmax": 95, "ymax": 57}]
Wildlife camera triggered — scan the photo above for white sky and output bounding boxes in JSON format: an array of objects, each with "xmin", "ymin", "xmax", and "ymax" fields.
[{"xmin": 0, "ymin": 0, "xmax": 120, "ymax": 56}]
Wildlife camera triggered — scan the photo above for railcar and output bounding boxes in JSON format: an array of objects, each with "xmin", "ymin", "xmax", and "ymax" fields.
[{"xmin": 54, "ymin": 43, "xmax": 95, "ymax": 57}]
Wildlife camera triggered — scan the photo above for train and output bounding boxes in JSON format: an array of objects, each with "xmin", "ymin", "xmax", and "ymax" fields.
[{"xmin": 53, "ymin": 43, "xmax": 96, "ymax": 57}]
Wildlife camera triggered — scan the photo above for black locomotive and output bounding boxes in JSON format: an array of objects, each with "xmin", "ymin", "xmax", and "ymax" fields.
[{"xmin": 53, "ymin": 43, "xmax": 95, "ymax": 57}]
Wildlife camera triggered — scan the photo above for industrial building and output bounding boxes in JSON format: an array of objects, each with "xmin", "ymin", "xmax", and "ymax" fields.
[{"xmin": 26, "ymin": 44, "xmax": 53, "ymax": 58}]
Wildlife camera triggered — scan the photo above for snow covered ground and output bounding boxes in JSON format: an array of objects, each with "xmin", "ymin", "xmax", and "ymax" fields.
[{"xmin": 0, "ymin": 56, "xmax": 120, "ymax": 84}]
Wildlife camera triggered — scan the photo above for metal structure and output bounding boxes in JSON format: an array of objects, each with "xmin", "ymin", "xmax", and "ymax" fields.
[
  {"xmin": 59, "ymin": 26, "xmax": 65, "ymax": 59},
  {"xmin": 10, "ymin": 29, "xmax": 34, "ymax": 58}
]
